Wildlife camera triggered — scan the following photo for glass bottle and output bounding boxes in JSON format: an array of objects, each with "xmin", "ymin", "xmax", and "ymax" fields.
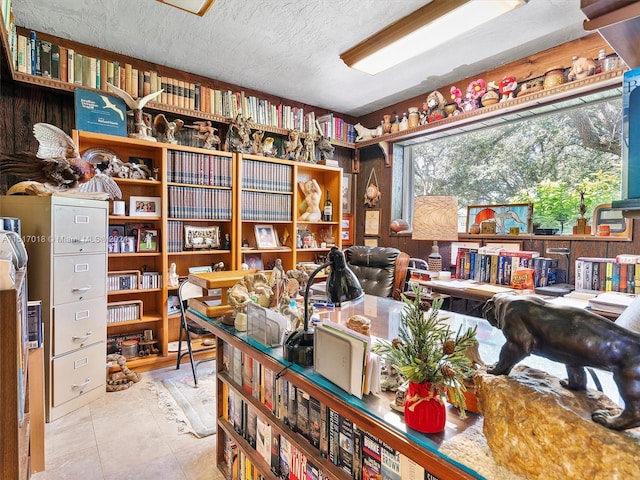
[{"xmin": 323, "ymin": 190, "xmax": 333, "ymax": 222}]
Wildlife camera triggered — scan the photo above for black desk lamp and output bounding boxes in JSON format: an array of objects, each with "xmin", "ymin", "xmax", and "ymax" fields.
[{"xmin": 283, "ymin": 246, "xmax": 364, "ymax": 366}]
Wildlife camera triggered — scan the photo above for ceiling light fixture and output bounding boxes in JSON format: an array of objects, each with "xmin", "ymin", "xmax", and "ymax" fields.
[
  {"xmin": 340, "ymin": 0, "xmax": 527, "ymax": 75},
  {"xmin": 156, "ymin": 0, "xmax": 215, "ymax": 16}
]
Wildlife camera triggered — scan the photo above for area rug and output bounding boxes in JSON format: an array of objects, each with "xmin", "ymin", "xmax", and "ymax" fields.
[{"xmin": 152, "ymin": 366, "xmax": 217, "ymax": 438}]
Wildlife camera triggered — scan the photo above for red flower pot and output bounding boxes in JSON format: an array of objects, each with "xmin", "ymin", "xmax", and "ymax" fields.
[{"xmin": 404, "ymin": 382, "xmax": 446, "ymax": 433}]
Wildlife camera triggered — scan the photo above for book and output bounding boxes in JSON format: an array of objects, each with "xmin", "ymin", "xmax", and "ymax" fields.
[
  {"xmin": 255, "ymin": 416, "xmax": 271, "ymax": 463},
  {"xmin": 308, "ymin": 395, "xmax": 321, "ymax": 449},
  {"xmin": 362, "ymin": 430, "xmax": 382, "ymax": 480},
  {"xmin": 295, "ymin": 388, "xmax": 310, "ymax": 440},
  {"xmin": 400, "ymin": 454, "xmax": 425, "ymax": 480},
  {"xmin": 27, "ymin": 300, "xmax": 43, "ymax": 348},
  {"xmin": 245, "ymin": 405, "xmax": 257, "ymax": 448},
  {"xmin": 270, "ymin": 431, "xmax": 280, "ymax": 476},
  {"xmin": 381, "ymin": 442, "xmax": 401, "ymax": 480},
  {"xmin": 39, "ymin": 39, "xmax": 51, "ymax": 78},
  {"xmin": 328, "ymin": 407, "xmax": 340, "ymax": 466},
  {"xmin": 279, "ymin": 435, "xmax": 291, "ymax": 480},
  {"xmin": 242, "ymin": 352, "xmax": 254, "ymax": 396},
  {"xmin": 50, "ymin": 43, "xmax": 60, "ymax": 79},
  {"xmin": 337, "ymin": 415, "xmax": 354, "ymax": 476}
]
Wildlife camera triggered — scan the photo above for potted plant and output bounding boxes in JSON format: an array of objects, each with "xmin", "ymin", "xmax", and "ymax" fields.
[{"xmin": 373, "ymin": 286, "xmax": 477, "ymax": 433}]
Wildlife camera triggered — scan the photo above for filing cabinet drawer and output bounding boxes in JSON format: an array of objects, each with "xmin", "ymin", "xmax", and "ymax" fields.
[
  {"xmin": 51, "ymin": 342, "xmax": 105, "ymax": 407},
  {"xmin": 53, "ymin": 254, "xmax": 106, "ymax": 304},
  {"xmin": 53, "ymin": 205, "xmax": 107, "ymax": 254},
  {"xmin": 52, "ymin": 298, "xmax": 107, "ymax": 356}
]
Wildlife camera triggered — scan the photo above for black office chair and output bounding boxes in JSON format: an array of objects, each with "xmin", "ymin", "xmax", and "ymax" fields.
[{"xmin": 176, "ymin": 279, "xmax": 216, "ymax": 387}]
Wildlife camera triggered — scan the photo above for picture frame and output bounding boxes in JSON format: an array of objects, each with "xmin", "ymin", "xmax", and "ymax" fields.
[
  {"xmin": 119, "ymin": 236, "xmax": 137, "ymax": 253},
  {"xmin": 184, "ymin": 224, "xmax": 220, "ymax": 249},
  {"xmin": 138, "ymin": 228, "xmax": 159, "ymax": 252},
  {"xmin": 167, "ymin": 295, "xmax": 181, "ymax": 315},
  {"xmin": 466, "ymin": 203, "xmax": 533, "ymax": 234},
  {"xmin": 255, "ymin": 224, "xmax": 279, "ymax": 249},
  {"xmin": 341, "ymin": 214, "xmax": 354, "ymax": 245},
  {"xmin": 108, "ymin": 224, "xmax": 124, "ymax": 253},
  {"xmin": 342, "ymin": 173, "xmax": 353, "ymax": 214},
  {"xmin": 363, "ymin": 237, "xmax": 378, "ymax": 248},
  {"xmin": 592, "ymin": 203, "xmax": 633, "ymax": 239},
  {"xmin": 129, "ymin": 196, "xmax": 161, "ymax": 217},
  {"xmin": 364, "ymin": 210, "xmax": 380, "ymax": 236},
  {"xmin": 244, "ymin": 253, "xmax": 264, "ymax": 270}
]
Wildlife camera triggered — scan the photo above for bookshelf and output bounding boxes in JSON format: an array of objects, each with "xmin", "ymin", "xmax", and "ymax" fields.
[
  {"xmin": 70, "ymin": 130, "xmax": 343, "ymax": 372},
  {"xmin": 184, "ymin": 298, "xmax": 482, "ymax": 480}
]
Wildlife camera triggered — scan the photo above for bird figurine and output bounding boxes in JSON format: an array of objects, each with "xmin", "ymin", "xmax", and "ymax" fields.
[
  {"xmin": 1, "ymin": 123, "xmax": 122, "ymax": 199},
  {"xmin": 261, "ymin": 136, "xmax": 276, "ymax": 157},
  {"xmin": 106, "ymin": 82, "xmax": 163, "ymax": 140},
  {"xmin": 184, "ymin": 121, "xmax": 220, "ymax": 149},
  {"xmin": 153, "ymin": 114, "xmax": 184, "ymax": 144}
]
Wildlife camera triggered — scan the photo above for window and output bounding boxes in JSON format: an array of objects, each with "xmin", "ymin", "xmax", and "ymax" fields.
[{"xmin": 402, "ymin": 87, "xmax": 623, "ymax": 233}]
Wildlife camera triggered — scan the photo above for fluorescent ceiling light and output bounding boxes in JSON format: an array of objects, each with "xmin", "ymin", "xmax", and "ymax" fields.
[
  {"xmin": 156, "ymin": 0, "xmax": 215, "ymax": 16},
  {"xmin": 340, "ymin": 0, "xmax": 527, "ymax": 75}
]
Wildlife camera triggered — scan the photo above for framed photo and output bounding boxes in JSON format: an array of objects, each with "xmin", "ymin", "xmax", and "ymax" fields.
[
  {"xmin": 466, "ymin": 203, "xmax": 533, "ymax": 234},
  {"xmin": 108, "ymin": 224, "xmax": 124, "ymax": 253},
  {"xmin": 342, "ymin": 173, "xmax": 353, "ymax": 214},
  {"xmin": 364, "ymin": 210, "xmax": 380, "ymax": 236},
  {"xmin": 138, "ymin": 228, "xmax": 159, "ymax": 252},
  {"xmin": 167, "ymin": 295, "xmax": 181, "ymax": 315},
  {"xmin": 593, "ymin": 203, "xmax": 633, "ymax": 238},
  {"xmin": 129, "ymin": 196, "xmax": 161, "ymax": 217},
  {"xmin": 341, "ymin": 214, "xmax": 354, "ymax": 246},
  {"xmin": 255, "ymin": 224, "xmax": 279, "ymax": 249},
  {"xmin": 244, "ymin": 253, "xmax": 264, "ymax": 270},
  {"xmin": 119, "ymin": 236, "xmax": 137, "ymax": 253},
  {"xmin": 188, "ymin": 265, "xmax": 213, "ymax": 274},
  {"xmin": 184, "ymin": 225, "xmax": 220, "ymax": 249},
  {"xmin": 363, "ymin": 237, "xmax": 378, "ymax": 248}
]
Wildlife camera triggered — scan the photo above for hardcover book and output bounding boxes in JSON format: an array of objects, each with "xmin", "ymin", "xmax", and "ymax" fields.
[
  {"xmin": 74, "ymin": 88, "xmax": 127, "ymax": 137},
  {"xmin": 400, "ymin": 454, "xmax": 425, "ymax": 480},
  {"xmin": 308, "ymin": 395, "xmax": 321, "ymax": 449},
  {"xmin": 256, "ymin": 416, "xmax": 271, "ymax": 464},
  {"xmin": 362, "ymin": 430, "xmax": 382, "ymax": 480},
  {"xmin": 245, "ymin": 405, "xmax": 257, "ymax": 448},
  {"xmin": 381, "ymin": 442, "xmax": 401, "ymax": 480},
  {"xmin": 279, "ymin": 435, "xmax": 291, "ymax": 480},
  {"xmin": 296, "ymin": 388, "xmax": 310, "ymax": 440},
  {"xmin": 270, "ymin": 431, "xmax": 280, "ymax": 476},
  {"xmin": 338, "ymin": 415, "xmax": 354, "ymax": 476}
]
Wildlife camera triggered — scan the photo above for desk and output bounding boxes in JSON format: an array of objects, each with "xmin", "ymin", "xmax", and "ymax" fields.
[{"xmin": 186, "ymin": 294, "xmax": 618, "ymax": 480}]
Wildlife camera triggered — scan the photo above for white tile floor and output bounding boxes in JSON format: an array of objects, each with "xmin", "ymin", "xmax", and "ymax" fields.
[{"xmin": 31, "ymin": 366, "xmax": 225, "ymax": 480}]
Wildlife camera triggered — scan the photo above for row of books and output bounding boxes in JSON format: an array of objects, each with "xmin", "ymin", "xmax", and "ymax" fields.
[
  {"xmin": 106, "ymin": 302, "xmax": 141, "ymax": 324},
  {"xmin": 241, "ymin": 191, "xmax": 292, "ymax": 222},
  {"xmin": 575, "ymin": 254, "xmax": 640, "ymax": 294},
  {"xmin": 167, "ymin": 150, "xmax": 233, "ymax": 187},
  {"xmin": 222, "ymin": 342, "xmax": 435, "ymax": 480},
  {"xmin": 1, "ymin": 0, "xmax": 11, "ymax": 30},
  {"xmin": 107, "ymin": 272, "xmax": 140, "ymax": 292},
  {"xmin": 11, "ymin": 28, "xmax": 353, "ymax": 138},
  {"xmin": 316, "ymin": 113, "xmax": 357, "ymax": 144},
  {"xmin": 167, "ymin": 186, "xmax": 233, "ymax": 220},
  {"xmin": 241, "ymin": 159, "xmax": 293, "ymax": 192},
  {"xmin": 139, "ymin": 272, "xmax": 162, "ymax": 289},
  {"xmin": 455, "ymin": 247, "xmax": 557, "ymax": 288}
]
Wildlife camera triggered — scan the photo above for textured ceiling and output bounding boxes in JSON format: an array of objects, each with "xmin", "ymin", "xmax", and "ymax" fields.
[{"xmin": 12, "ymin": 0, "xmax": 589, "ymax": 117}]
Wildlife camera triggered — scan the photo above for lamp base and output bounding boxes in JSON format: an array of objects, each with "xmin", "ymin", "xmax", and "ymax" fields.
[
  {"xmin": 283, "ymin": 328, "xmax": 314, "ymax": 367},
  {"xmin": 427, "ymin": 257, "xmax": 442, "ymax": 271}
]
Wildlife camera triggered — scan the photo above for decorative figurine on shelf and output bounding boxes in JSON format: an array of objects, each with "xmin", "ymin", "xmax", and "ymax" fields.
[
  {"xmin": 483, "ymin": 292, "xmax": 640, "ymax": 431},
  {"xmin": 153, "ymin": 114, "xmax": 184, "ymax": 144},
  {"xmin": 317, "ymin": 133, "xmax": 335, "ymax": 161},
  {"xmin": 424, "ymin": 90, "xmax": 446, "ymax": 123},
  {"xmin": 222, "ymin": 233, "xmax": 231, "ymax": 250},
  {"xmin": 168, "ymin": 262, "xmax": 179, "ymax": 288},
  {"xmin": 398, "ymin": 112, "xmax": 409, "ymax": 131},
  {"xmin": 499, "ymin": 75, "xmax": 518, "ymax": 102},
  {"xmin": 250, "ymin": 130, "xmax": 264, "ymax": 155},
  {"xmin": 2, "ymin": 123, "xmax": 122, "ymax": 199},
  {"xmin": 461, "ymin": 79, "xmax": 486, "ymax": 112},
  {"xmin": 185, "ymin": 120, "xmax": 220, "ymax": 150},
  {"xmin": 224, "ymin": 114, "xmax": 251, "ymax": 153},
  {"xmin": 261, "ymin": 136, "xmax": 277, "ymax": 157},
  {"xmin": 106, "ymin": 82, "xmax": 162, "ymax": 141},
  {"xmin": 300, "ymin": 134, "xmax": 316, "ymax": 163},
  {"xmin": 283, "ymin": 128, "xmax": 303, "ymax": 160},
  {"xmin": 568, "ymin": 56, "xmax": 597, "ymax": 81},
  {"xmin": 298, "ymin": 178, "xmax": 322, "ymax": 221},
  {"xmin": 573, "ymin": 190, "xmax": 591, "ymax": 234},
  {"xmin": 481, "ymin": 81, "xmax": 501, "ymax": 106},
  {"xmin": 354, "ymin": 122, "xmax": 380, "ymax": 142}
]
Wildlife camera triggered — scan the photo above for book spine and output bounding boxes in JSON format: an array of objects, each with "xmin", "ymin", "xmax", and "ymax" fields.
[{"xmin": 51, "ymin": 43, "xmax": 60, "ymax": 80}]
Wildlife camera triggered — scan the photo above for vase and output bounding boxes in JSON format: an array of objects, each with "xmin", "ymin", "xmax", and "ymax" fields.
[
  {"xmin": 408, "ymin": 107, "xmax": 420, "ymax": 128},
  {"xmin": 404, "ymin": 382, "xmax": 446, "ymax": 433},
  {"xmin": 382, "ymin": 115, "xmax": 392, "ymax": 134},
  {"xmin": 390, "ymin": 115, "xmax": 400, "ymax": 133}
]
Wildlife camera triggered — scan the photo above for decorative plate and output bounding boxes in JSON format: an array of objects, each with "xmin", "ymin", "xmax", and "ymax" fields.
[{"xmin": 81, "ymin": 147, "xmax": 120, "ymax": 165}]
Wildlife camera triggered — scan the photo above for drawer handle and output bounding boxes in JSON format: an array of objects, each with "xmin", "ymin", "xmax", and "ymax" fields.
[
  {"xmin": 71, "ymin": 238, "xmax": 91, "ymax": 243},
  {"xmin": 72, "ymin": 332, "xmax": 92, "ymax": 341},
  {"xmin": 72, "ymin": 378, "xmax": 92, "ymax": 389},
  {"xmin": 72, "ymin": 286, "xmax": 92, "ymax": 293}
]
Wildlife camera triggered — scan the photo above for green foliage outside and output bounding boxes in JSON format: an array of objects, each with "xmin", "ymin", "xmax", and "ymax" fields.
[{"xmin": 411, "ymin": 97, "xmax": 622, "ymax": 230}]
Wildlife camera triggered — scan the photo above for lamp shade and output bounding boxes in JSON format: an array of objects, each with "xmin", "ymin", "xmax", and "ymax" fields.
[
  {"xmin": 412, "ymin": 196, "xmax": 459, "ymax": 241},
  {"xmin": 326, "ymin": 247, "xmax": 364, "ymax": 306}
]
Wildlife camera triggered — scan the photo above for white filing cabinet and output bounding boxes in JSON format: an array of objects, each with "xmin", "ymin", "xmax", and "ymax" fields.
[{"xmin": 0, "ymin": 196, "xmax": 108, "ymax": 422}]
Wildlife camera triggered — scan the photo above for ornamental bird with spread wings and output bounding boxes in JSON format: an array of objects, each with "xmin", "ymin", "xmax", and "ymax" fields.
[{"xmin": 0, "ymin": 123, "xmax": 121, "ymax": 199}]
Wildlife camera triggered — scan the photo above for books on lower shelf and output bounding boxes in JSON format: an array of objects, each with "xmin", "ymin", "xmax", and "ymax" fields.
[{"xmin": 588, "ymin": 291, "xmax": 636, "ymax": 314}]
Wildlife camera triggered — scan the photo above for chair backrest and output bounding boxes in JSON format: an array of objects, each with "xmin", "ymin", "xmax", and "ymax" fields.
[
  {"xmin": 345, "ymin": 246, "xmax": 409, "ymax": 300},
  {"xmin": 178, "ymin": 279, "xmax": 204, "ymax": 313}
]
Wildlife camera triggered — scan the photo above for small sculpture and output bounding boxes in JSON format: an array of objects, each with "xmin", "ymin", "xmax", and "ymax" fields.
[
  {"xmin": 354, "ymin": 123, "xmax": 380, "ymax": 142},
  {"xmin": 185, "ymin": 121, "xmax": 220, "ymax": 150},
  {"xmin": 1, "ymin": 123, "xmax": 122, "ymax": 199},
  {"xmin": 298, "ymin": 178, "xmax": 322, "ymax": 221},
  {"xmin": 424, "ymin": 90, "xmax": 446, "ymax": 123},
  {"xmin": 250, "ymin": 130, "xmax": 264, "ymax": 155},
  {"xmin": 461, "ymin": 79, "xmax": 486, "ymax": 112},
  {"xmin": 224, "ymin": 114, "xmax": 251, "ymax": 153},
  {"xmin": 317, "ymin": 134, "xmax": 335, "ymax": 161},
  {"xmin": 482, "ymin": 81, "xmax": 501, "ymax": 106},
  {"xmin": 299, "ymin": 134, "xmax": 316, "ymax": 163},
  {"xmin": 168, "ymin": 262, "xmax": 179, "ymax": 287},
  {"xmin": 483, "ymin": 292, "xmax": 640, "ymax": 431},
  {"xmin": 568, "ymin": 56, "xmax": 597, "ymax": 81},
  {"xmin": 106, "ymin": 82, "xmax": 162, "ymax": 141},
  {"xmin": 261, "ymin": 136, "xmax": 277, "ymax": 157},
  {"xmin": 153, "ymin": 114, "xmax": 184, "ymax": 144},
  {"xmin": 283, "ymin": 129, "xmax": 303, "ymax": 160},
  {"xmin": 499, "ymin": 76, "xmax": 518, "ymax": 102}
]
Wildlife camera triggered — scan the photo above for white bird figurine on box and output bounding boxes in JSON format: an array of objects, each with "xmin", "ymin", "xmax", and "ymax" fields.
[{"xmin": 106, "ymin": 82, "xmax": 163, "ymax": 141}]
